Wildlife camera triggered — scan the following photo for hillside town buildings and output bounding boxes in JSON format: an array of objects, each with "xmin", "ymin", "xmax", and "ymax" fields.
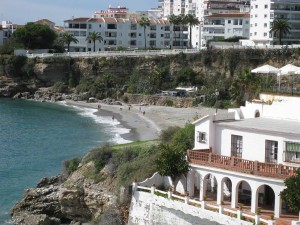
[
  {"xmin": 250, "ymin": 0, "xmax": 300, "ymax": 45},
  {"xmin": 2, "ymin": 1, "xmax": 300, "ymax": 50},
  {"xmin": 64, "ymin": 17, "xmax": 188, "ymax": 51}
]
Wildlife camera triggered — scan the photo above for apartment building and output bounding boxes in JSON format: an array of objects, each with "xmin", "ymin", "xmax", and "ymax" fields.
[
  {"xmin": 64, "ymin": 17, "xmax": 188, "ymax": 52},
  {"xmin": 203, "ymin": 13, "xmax": 250, "ymax": 45},
  {"xmin": 250, "ymin": 0, "xmax": 300, "ymax": 45}
]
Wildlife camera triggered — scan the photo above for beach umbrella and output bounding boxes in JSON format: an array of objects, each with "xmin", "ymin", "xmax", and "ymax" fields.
[
  {"xmin": 279, "ymin": 64, "xmax": 300, "ymax": 94},
  {"xmin": 251, "ymin": 65, "xmax": 279, "ymax": 90},
  {"xmin": 251, "ymin": 65, "xmax": 279, "ymax": 74},
  {"xmin": 279, "ymin": 64, "xmax": 300, "ymax": 75}
]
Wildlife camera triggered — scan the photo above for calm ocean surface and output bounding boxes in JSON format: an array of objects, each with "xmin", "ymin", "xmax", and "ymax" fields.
[{"xmin": 0, "ymin": 98, "xmax": 130, "ymax": 224}]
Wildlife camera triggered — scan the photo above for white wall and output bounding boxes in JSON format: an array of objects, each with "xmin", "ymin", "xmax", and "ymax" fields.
[
  {"xmin": 215, "ymin": 124, "xmax": 299, "ymax": 164},
  {"xmin": 194, "ymin": 116, "xmax": 215, "ymax": 150},
  {"xmin": 249, "ymin": 0, "xmax": 271, "ymax": 45},
  {"xmin": 129, "ymin": 191, "xmax": 253, "ymax": 225}
]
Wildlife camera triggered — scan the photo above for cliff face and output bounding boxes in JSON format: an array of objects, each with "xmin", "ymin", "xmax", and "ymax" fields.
[
  {"xmin": 11, "ymin": 162, "xmax": 117, "ymax": 225},
  {"xmin": 1, "ymin": 49, "xmax": 298, "ymax": 98}
]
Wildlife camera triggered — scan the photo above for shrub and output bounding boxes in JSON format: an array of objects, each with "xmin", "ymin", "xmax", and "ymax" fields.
[
  {"xmin": 166, "ymin": 99, "xmax": 173, "ymax": 107},
  {"xmin": 52, "ymin": 81, "xmax": 68, "ymax": 93},
  {"xmin": 122, "ymin": 95, "xmax": 129, "ymax": 103},
  {"xmin": 159, "ymin": 126, "xmax": 180, "ymax": 143},
  {"xmin": 63, "ymin": 157, "xmax": 81, "ymax": 175}
]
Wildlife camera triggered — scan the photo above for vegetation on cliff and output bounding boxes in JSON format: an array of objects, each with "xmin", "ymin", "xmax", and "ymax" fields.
[
  {"xmin": 1, "ymin": 48, "xmax": 299, "ymax": 106},
  {"xmin": 57, "ymin": 124, "xmax": 194, "ymax": 224}
]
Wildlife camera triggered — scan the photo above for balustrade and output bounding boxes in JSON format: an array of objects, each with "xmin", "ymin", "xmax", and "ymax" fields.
[{"xmin": 187, "ymin": 150, "xmax": 298, "ymax": 179}]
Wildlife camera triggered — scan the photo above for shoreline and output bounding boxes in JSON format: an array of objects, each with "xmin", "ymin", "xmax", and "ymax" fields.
[{"xmin": 64, "ymin": 100, "xmax": 224, "ymax": 142}]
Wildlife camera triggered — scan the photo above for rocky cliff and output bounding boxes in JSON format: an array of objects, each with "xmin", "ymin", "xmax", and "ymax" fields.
[
  {"xmin": 1, "ymin": 49, "xmax": 299, "ymax": 99},
  {"xmin": 11, "ymin": 162, "xmax": 118, "ymax": 225}
]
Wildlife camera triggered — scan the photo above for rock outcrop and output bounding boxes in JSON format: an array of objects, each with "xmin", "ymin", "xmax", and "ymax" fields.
[{"xmin": 11, "ymin": 162, "xmax": 117, "ymax": 225}]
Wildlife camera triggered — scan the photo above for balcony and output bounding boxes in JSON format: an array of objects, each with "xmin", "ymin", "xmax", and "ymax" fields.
[{"xmin": 187, "ymin": 150, "xmax": 298, "ymax": 179}]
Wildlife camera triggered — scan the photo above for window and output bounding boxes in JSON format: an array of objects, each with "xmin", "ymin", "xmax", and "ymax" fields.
[
  {"xmin": 231, "ymin": 135, "xmax": 243, "ymax": 158},
  {"xmin": 285, "ymin": 142, "xmax": 300, "ymax": 163},
  {"xmin": 255, "ymin": 23, "xmax": 257, "ymax": 27},
  {"xmin": 197, "ymin": 132, "xmax": 206, "ymax": 143},
  {"xmin": 265, "ymin": 4, "xmax": 268, "ymax": 9},
  {"xmin": 264, "ymin": 23, "xmax": 267, "ymax": 28},
  {"xmin": 265, "ymin": 140, "xmax": 278, "ymax": 163},
  {"xmin": 107, "ymin": 24, "xmax": 117, "ymax": 29},
  {"xmin": 254, "ymin": 32, "xmax": 257, "ymax": 36},
  {"xmin": 264, "ymin": 14, "xmax": 268, "ymax": 18},
  {"xmin": 228, "ymin": 20, "xmax": 231, "ymax": 24}
]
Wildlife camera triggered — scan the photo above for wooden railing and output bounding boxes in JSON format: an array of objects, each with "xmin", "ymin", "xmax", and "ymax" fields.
[{"xmin": 187, "ymin": 150, "xmax": 299, "ymax": 179}]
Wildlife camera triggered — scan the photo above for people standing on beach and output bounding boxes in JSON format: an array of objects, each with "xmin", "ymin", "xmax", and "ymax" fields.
[
  {"xmin": 98, "ymin": 104, "xmax": 101, "ymax": 110},
  {"xmin": 112, "ymin": 115, "xmax": 114, "ymax": 120},
  {"xmin": 143, "ymin": 111, "xmax": 145, "ymax": 115}
]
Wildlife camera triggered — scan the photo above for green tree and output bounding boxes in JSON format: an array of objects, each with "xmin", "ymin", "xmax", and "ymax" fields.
[
  {"xmin": 230, "ymin": 70, "xmax": 260, "ymax": 106},
  {"xmin": 281, "ymin": 168, "xmax": 300, "ymax": 215},
  {"xmin": 139, "ymin": 17, "xmax": 151, "ymax": 49},
  {"xmin": 60, "ymin": 32, "xmax": 78, "ymax": 52},
  {"xmin": 184, "ymin": 14, "xmax": 199, "ymax": 48},
  {"xmin": 175, "ymin": 67, "xmax": 197, "ymax": 86},
  {"xmin": 270, "ymin": 19, "xmax": 291, "ymax": 45},
  {"xmin": 169, "ymin": 14, "xmax": 180, "ymax": 47},
  {"xmin": 12, "ymin": 22, "xmax": 56, "ymax": 49},
  {"xmin": 86, "ymin": 31, "xmax": 103, "ymax": 52},
  {"xmin": 155, "ymin": 144, "xmax": 190, "ymax": 190},
  {"xmin": 171, "ymin": 123, "xmax": 195, "ymax": 152},
  {"xmin": 178, "ymin": 14, "xmax": 187, "ymax": 48}
]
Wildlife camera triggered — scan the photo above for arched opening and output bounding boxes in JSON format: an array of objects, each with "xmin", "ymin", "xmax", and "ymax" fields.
[
  {"xmin": 255, "ymin": 110, "xmax": 260, "ymax": 118},
  {"xmin": 221, "ymin": 177, "xmax": 232, "ymax": 206},
  {"xmin": 203, "ymin": 174, "xmax": 218, "ymax": 201},
  {"xmin": 256, "ymin": 184, "xmax": 275, "ymax": 215},
  {"xmin": 237, "ymin": 180, "xmax": 252, "ymax": 209}
]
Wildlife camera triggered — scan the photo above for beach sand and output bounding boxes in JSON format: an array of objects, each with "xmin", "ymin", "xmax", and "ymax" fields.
[{"xmin": 65, "ymin": 100, "xmax": 224, "ymax": 142}]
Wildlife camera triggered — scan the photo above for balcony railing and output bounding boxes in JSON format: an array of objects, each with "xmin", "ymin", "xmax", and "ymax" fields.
[{"xmin": 187, "ymin": 150, "xmax": 298, "ymax": 179}]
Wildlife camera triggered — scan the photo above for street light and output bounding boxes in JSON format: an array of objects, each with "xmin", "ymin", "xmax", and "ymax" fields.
[{"xmin": 215, "ymin": 89, "xmax": 219, "ymax": 114}]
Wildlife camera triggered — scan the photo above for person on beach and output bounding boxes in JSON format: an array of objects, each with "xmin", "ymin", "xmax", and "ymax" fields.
[
  {"xmin": 143, "ymin": 111, "xmax": 145, "ymax": 115},
  {"xmin": 98, "ymin": 104, "xmax": 101, "ymax": 110},
  {"xmin": 112, "ymin": 115, "xmax": 114, "ymax": 120}
]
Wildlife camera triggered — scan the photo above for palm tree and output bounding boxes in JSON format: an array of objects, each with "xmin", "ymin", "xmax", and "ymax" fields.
[
  {"xmin": 86, "ymin": 31, "xmax": 103, "ymax": 52},
  {"xmin": 61, "ymin": 32, "xmax": 78, "ymax": 52},
  {"xmin": 60, "ymin": 32, "xmax": 78, "ymax": 52},
  {"xmin": 139, "ymin": 17, "xmax": 150, "ymax": 49},
  {"xmin": 169, "ymin": 14, "xmax": 180, "ymax": 48},
  {"xmin": 184, "ymin": 14, "xmax": 199, "ymax": 48},
  {"xmin": 270, "ymin": 19, "xmax": 291, "ymax": 45},
  {"xmin": 178, "ymin": 14, "xmax": 187, "ymax": 48}
]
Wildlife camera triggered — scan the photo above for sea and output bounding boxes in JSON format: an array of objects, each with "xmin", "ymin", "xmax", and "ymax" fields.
[{"xmin": 0, "ymin": 98, "xmax": 131, "ymax": 224}]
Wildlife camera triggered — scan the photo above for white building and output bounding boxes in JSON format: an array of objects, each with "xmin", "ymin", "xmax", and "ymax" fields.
[
  {"xmin": 203, "ymin": 13, "xmax": 250, "ymax": 45},
  {"xmin": 64, "ymin": 17, "xmax": 188, "ymax": 52},
  {"xmin": 188, "ymin": 94, "xmax": 300, "ymax": 219},
  {"xmin": 250, "ymin": 0, "xmax": 300, "ymax": 45}
]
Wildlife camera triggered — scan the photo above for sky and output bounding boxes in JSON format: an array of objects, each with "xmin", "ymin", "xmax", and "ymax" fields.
[{"xmin": 0, "ymin": 0, "xmax": 158, "ymax": 26}]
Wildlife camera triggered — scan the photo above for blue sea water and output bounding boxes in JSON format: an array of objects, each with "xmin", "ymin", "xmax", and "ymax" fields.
[{"xmin": 0, "ymin": 98, "xmax": 130, "ymax": 224}]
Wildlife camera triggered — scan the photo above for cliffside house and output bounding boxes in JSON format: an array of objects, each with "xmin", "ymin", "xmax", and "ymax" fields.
[{"xmin": 187, "ymin": 94, "xmax": 300, "ymax": 220}]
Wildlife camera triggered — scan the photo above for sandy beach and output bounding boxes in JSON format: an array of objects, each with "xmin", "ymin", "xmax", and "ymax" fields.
[{"xmin": 65, "ymin": 100, "xmax": 224, "ymax": 142}]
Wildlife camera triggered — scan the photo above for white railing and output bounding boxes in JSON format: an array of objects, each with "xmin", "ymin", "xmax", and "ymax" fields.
[
  {"xmin": 212, "ymin": 44, "xmax": 300, "ymax": 50},
  {"xmin": 133, "ymin": 183, "xmax": 277, "ymax": 225},
  {"xmin": 26, "ymin": 49, "xmax": 200, "ymax": 58}
]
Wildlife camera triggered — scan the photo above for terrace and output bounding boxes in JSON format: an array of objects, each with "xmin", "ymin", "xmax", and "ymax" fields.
[{"xmin": 187, "ymin": 150, "xmax": 298, "ymax": 179}]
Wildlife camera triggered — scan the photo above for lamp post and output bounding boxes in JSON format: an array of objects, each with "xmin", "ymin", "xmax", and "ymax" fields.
[{"xmin": 215, "ymin": 89, "xmax": 219, "ymax": 114}]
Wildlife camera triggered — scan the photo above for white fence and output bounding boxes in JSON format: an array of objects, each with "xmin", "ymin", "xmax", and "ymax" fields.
[
  {"xmin": 133, "ymin": 183, "xmax": 277, "ymax": 225},
  {"xmin": 212, "ymin": 44, "xmax": 300, "ymax": 50},
  {"xmin": 26, "ymin": 49, "xmax": 200, "ymax": 58}
]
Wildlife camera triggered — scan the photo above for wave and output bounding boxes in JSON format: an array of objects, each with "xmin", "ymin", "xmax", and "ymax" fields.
[{"xmin": 58, "ymin": 101, "xmax": 132, "ymax": 144}]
